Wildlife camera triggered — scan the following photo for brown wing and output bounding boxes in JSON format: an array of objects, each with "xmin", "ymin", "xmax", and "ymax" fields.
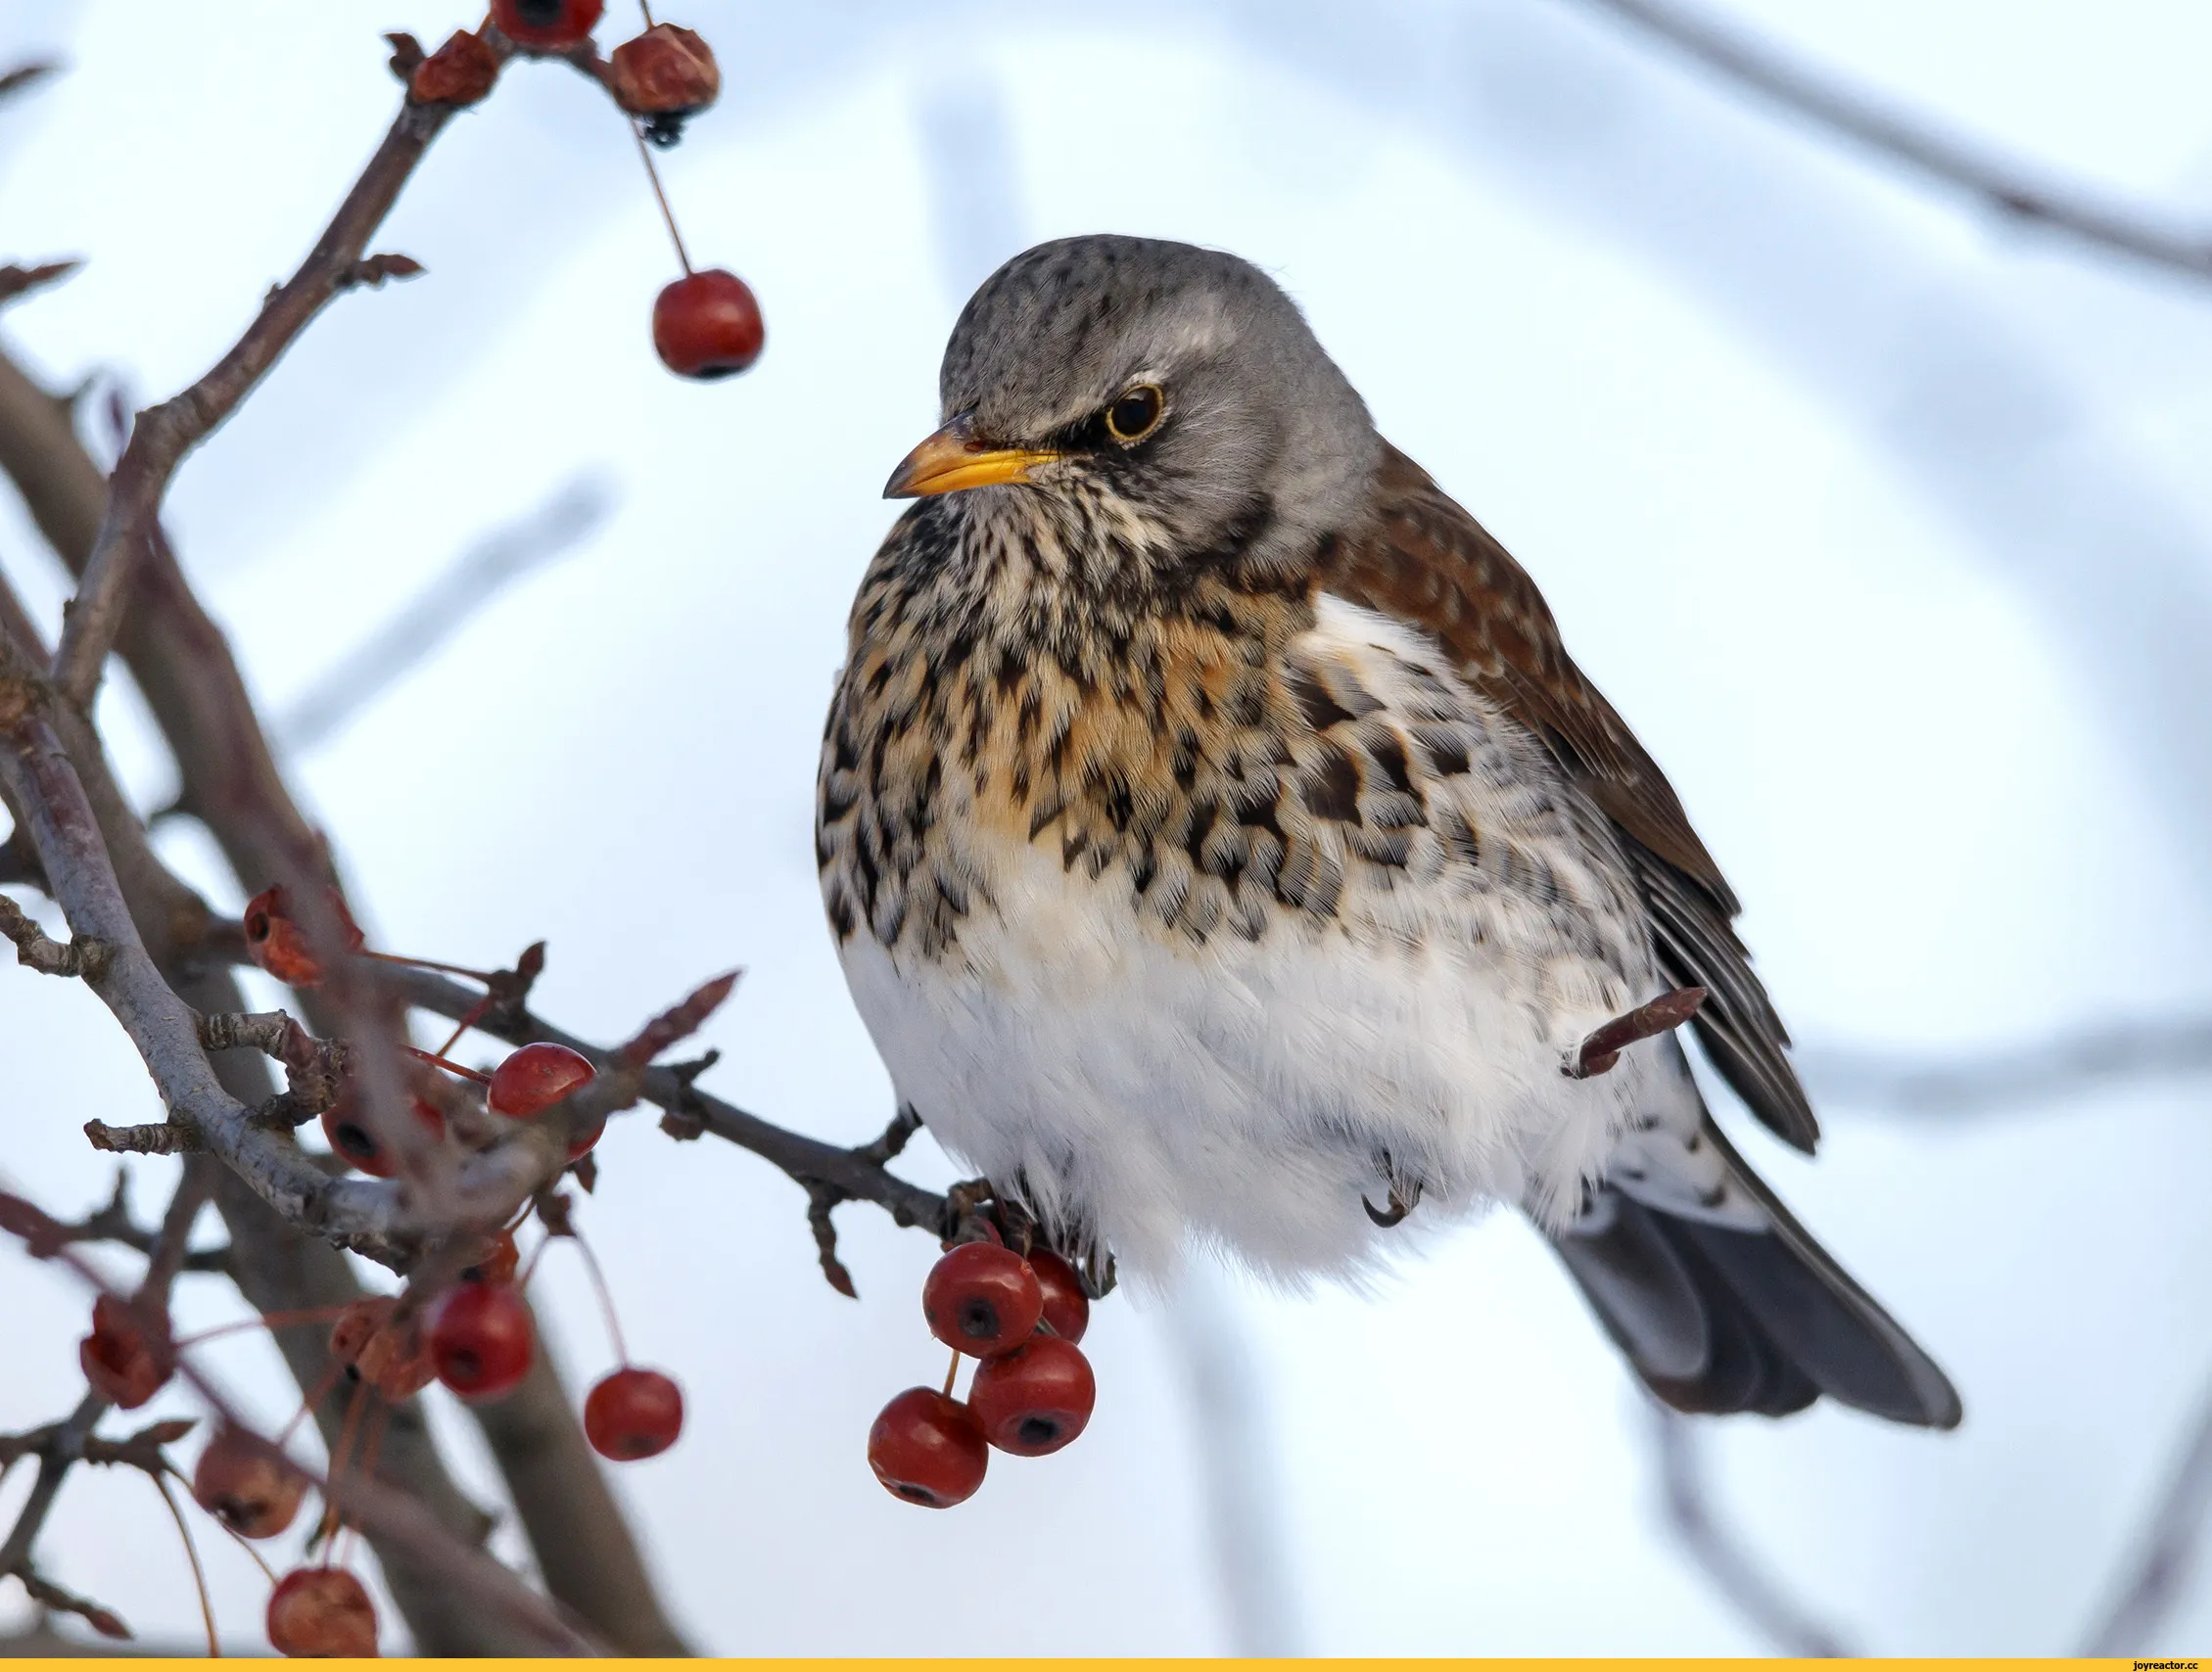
[{"xmin": 1327, "ymin": 443, "xmax": 1818, "ymax": 1153}]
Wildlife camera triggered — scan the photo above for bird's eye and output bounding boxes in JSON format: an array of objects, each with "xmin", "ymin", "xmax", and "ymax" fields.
[{"xmin": 1105, "ymin": 384, "xmax": 1165, "ymax": 443}]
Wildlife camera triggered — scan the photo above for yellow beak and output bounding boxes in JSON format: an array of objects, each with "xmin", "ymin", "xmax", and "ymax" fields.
[{"xmin": 883, "ymin": 416, "xmax": 1059, "ymax": 498}]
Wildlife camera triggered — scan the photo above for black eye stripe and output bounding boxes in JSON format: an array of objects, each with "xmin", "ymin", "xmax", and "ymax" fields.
[{"xmin": 1106, "ymin": 384, "xmax": 1164, "ymax": 442}]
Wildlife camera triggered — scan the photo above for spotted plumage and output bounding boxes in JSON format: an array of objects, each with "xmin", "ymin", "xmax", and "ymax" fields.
[{"xmin": 817, "ymin": 235, "xmax": 1959, "ymax": 1427}]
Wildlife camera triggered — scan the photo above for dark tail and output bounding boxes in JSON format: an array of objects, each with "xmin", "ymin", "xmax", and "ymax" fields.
[{"xmin": 1551, "ymin": 1118, "xmax": 1961, "ymax": 1428}]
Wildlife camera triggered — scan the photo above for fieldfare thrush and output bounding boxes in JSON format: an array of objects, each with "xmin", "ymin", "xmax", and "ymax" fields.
[{"xmin": 817, "ymin": 234, "xmax": 1960, "ymax": 1427}]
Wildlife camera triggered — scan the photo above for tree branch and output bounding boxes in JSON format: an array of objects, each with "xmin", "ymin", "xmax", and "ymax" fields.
[
  {"xmin": 46, "ymin": 53, "xmax": 504, "ymax": 710},
  {"xmin": 380, "ymin": 959, "xmax": 954, "ymax": 1252},
  {"xmin": 1573, "ymin": 0, "xmax": 2212, "ymax": 286}
]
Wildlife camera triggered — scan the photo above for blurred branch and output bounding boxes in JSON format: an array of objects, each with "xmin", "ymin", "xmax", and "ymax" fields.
[
  {"xmin": 0, "ymin": 62, "xmax": 59, "ymax": 104},
  {"xmin": 1646, "ymin": 1400, "xmax": 1855, "ymax": 1656},
  {"xmin": 2080, "ymin": 1370, "xmax": 2212, "ymax": 1655},
  {"xmin": 277, "ymin": 475, "xmax": 614, "ymax": 754},
  {"xmin": 47, "ymin": 40, "xmax": 509, "ymax": 712},
  {"xmin": 0, "ymin": 260, "xmax": 80, "ymax": 309},
  {"xmin": 1798, "ymin": 1016, "xmax": 2212, "ymax": 1117},
  {"xmin": 1161, "ymin": 1267, "xmax": 1303, "ymax": 1655},
  {"xmin": 1573, "ymin": 0, "xmax": 2212, "ymax": 285}
]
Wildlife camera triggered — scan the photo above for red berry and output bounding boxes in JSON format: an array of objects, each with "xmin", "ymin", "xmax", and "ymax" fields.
[
  {"xmin": 320, "ymin": 1095, "xmax": 445, "ymax": 1179},
  {"xmin": 426, "ymin": 1280, "xmax": 533, "ymax": 1401},
  {"xmin": 1029, "ymin": 1248, "xmax": 1090, "ymax": 1344},
  {"xmin": 490, "ymin": 0, "xmax": 602, "ymax": 50},
  {"xmin": 242, "ymin": 884, "xmax": 363, "ymax": 989},
  {"xmin": 652, "ymin": 270, "xmax": 764, "ymax": 380},
  {"xmin": 487, "ymin": 1042, "xmax": 603, "ymax": 1160},
  {"xmin": 79, "ymin": 1292, "xmax": 174, "ymax": 1410},
  {"xmin": 488, "ymin": 1042, "xmax": 593, "ymax": 1119},
  {"xmin": 584, "ymin": 1367, "xmax": 683, "ymax": 1461},
  {"xmin": 463, "ymin": 1229, "xmax": 521, "ymax": 1287},
  {"xmin": 966, "ymin": 1334, "xmax": 1096, "ymax": 1457},
  {"xmin": 266, "ymin": 1566, "xmax": 377, "ymax": 1657},
  {"xmin": 867, "ymin": 1387, "xmax": 987, "ymax": 1509},
  {"xmin": 921, "ymin": 1242, "xmax": 1042, "ymax": 1357},
  {"xmin": 192, "ymin": 1424, "xmax": 306, "ymax": 1540}
]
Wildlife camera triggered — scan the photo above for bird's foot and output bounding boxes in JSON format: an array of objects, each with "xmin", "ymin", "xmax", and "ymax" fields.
[
  {"xmin": 1363, "ymin": 1179, "xmax": 1423, "ymax": 1229},
  {"xmin": 1564, "ymin": 986, "xmax": 1708, "ymax": 1079}
]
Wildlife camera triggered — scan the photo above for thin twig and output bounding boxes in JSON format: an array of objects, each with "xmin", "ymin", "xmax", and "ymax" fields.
[
  {"xmin": 1574, "ymin": 0, "xmax": 2212, "ymax": 285},
  {"xmin": 378, "ymin": 959, "xmax": 952, "ymax": 1237},
  {"xmin": 47, "ymin": 41, "xmax": 510, "ymax": 710}
]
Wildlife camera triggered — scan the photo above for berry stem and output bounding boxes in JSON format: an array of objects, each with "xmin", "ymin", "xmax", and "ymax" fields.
[
  {"xmin": 941, "ymin": 1345, "xmax": 961, "ymax": 1400},
  {"xmin": 632, "ymin": 119, "xmax": 693, "ymax": 275},
  {"xmin": 150, "ymin": 1470, "xmax": 219, "ymax": 1658},
  {"xmin": 318, "ymin": 1377, "xmax": 374, "ymax": 1556},
  {"xmin": 278, "ymin": 1360, "xmax": 347, "ymax": 1449},
  {"xmin": 571, "ymin": 1229, "xmax": 631, "ymax": 1365},
  {"xmin": 360, "ymin": 949, "xmax": 501, "ymax": 983},
  {"xmin": 433, "ymin": 993, "xmax": 495, "ymax": 1060},
  {"xmin": 406, "ymin": 1045, "xmax": 493, "ymax": 1085},
  {"xmin": 173, "ymin": 1302, "xmax": 356, "ymax": 1350}
]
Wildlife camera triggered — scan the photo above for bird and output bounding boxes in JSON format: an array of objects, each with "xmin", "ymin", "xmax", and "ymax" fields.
[{"xmin": 816, "ymin": 233, "xmax": 1960, "ymax": 1427}]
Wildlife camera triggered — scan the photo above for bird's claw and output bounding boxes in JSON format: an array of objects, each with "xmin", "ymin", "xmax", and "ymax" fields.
[
  {"xmin": 1565, "ymin": 986, "xmax": 1708, "ymax": 1079},
  {"xmin": 1363, "ymin": 1180, "xmax": 1422, "ymax": 1229}
]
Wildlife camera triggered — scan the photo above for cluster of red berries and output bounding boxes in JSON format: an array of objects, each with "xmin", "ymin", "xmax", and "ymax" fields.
[
  {"xmin": 128, "ymin": 888, "xmax": 693, "ymax": 1652},
  {"xmin": 465, "ymin": 0, "xmax": 761, "ymax": 379},
  {"xmin": 868, "ymin": 1235, "xmax": 1097, "ymax": 1509}
]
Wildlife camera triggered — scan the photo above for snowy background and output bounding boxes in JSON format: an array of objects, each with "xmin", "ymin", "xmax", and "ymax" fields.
[{"xmin": 2, "ymin": 0, "xmax": 2211, "ymax": 1653}]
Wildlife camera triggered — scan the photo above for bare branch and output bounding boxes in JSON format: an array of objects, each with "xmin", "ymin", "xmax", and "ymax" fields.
[
  {"xmin": 0, "ymin": 890, "xmax": 107, "ymax": 977},
  {"xmin": 0, "ymin": 61, "xmax": 59, "ymax": 104},
  {"xmin": 1646, "ymin": 1400, "xmax": 1855, "ymax": 1655},
  {"xmin": 381, "ymin": 959, "xmax": 953, "ymax": 1237},
  {"xmin": 0, "ymin": 260, "xmax": 81, "ymax": 308},
  {"xmin": 1574, "ymin": 0, "xmax": 2212, "ymax": 285},
  {"xmin": 48, "ymin": 42, "xmax": 512, "ymax": 710}
]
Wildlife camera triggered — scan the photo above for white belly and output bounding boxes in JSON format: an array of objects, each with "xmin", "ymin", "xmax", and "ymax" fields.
[{"xmin": 828, "ymin": 594, "xmax": 1703, "ymax": 1280}]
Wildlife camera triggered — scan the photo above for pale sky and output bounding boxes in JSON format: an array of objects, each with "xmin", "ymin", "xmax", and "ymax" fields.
[{"xmin": 2, "ymin": 0, "xmax": 2210, "ymax": 1654}]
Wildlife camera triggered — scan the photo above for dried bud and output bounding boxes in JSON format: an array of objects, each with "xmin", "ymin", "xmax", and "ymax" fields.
[
  {"xmin": 410, "ymin": 29, "xmax": 501, "ymax": 108},
  {"xmin": 79, "ymin": 1292, "xmax": 175, "ymax": 1410},
  {"xmin": 608, "ymin": 23, "xmax": 719, "ymax": 117}
]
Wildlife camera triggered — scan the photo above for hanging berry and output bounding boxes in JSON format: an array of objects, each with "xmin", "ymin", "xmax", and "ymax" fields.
[
  {"xmin": 1028, "ymin": 1248, "xmax": 1091, "ymax": 1344},
  {"xmin": 192, "ymin": 1424, "xmax": 307, "ymax": 1540},
  {"xmin": 867, "ymin": 1387, "xmax": 988, "ymax": 1509},
  {"xmin": 266, "ymin": 1567, "xmax": 379, "ymax": 1657},
  {"xmin": 584, "ymin": 1367, "xmax": 684, "ymax": 1461},
  {"xmin": 426, "ymin": 1279, "xmax": 534, "ymax": 1401},
  {"xmin": 966, "ymin": 1334, "xmax": 1096, "ymax": 1457},
  {"xmin": 653, "ymin": 271, "xmax": 765, "ymax": 379},
  {"xmin": 921, "ymin": 1242, "xmax": 1043, "ymax": 1357},
  {"xmin": 490, "ymin": 0, "xmax": 604, "ymax": 51}
]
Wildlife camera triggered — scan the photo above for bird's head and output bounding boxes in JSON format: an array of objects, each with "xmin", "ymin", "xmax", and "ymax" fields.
[{"xmin": 885, "ymin": 235, "xmax": 1380, "ymax": 583}]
